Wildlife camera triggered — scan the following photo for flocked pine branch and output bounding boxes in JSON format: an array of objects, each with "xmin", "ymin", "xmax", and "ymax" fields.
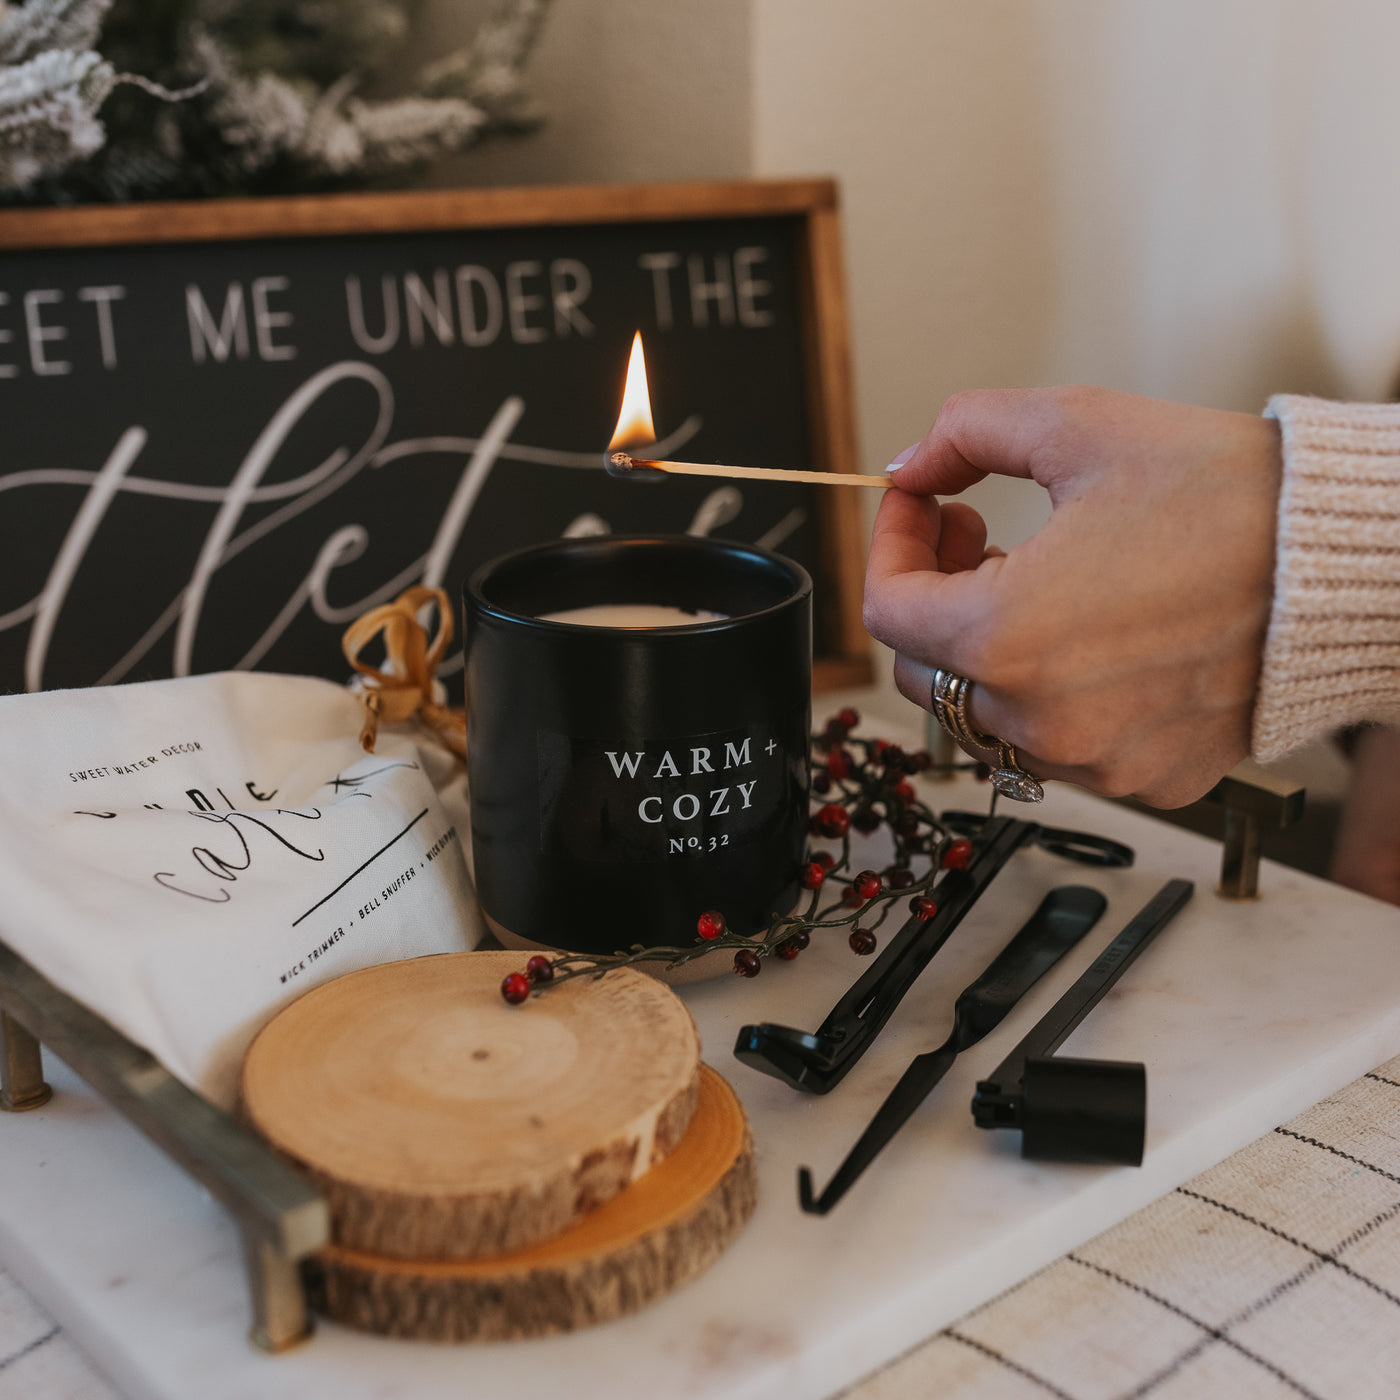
[
  {"xmin": 305, "ymin": 86, "xmax": 487, "ymax": 178},
  {"xmin": 420, "ymin": 0, "xmax": 550, "ymax": 130},
  {"xmin": 183, "ymin": 23, "xmax": 309, "ymax": 176},
  {"xmin": 0, "ymin": 45, "xmax": 114, "ymax": 190},
  {"xmin": 0, "ymin": 0, "xmax": 111, "ymax": 65},
  {"xmin": 1, "ymin": 0, "xmax": 554, "ymax": 203}
]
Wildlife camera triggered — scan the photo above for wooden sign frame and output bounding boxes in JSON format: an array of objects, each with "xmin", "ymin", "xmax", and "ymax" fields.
[{"xmin": 0, "ymin": 179, "xmax": 870, "ymax": 691}]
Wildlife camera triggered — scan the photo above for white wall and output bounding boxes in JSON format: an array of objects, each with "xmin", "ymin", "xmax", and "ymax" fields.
[
  {"xmin": 753, "ymin": 0, "xmax": 1400, "ymax": 546},
  {"xmin": 402, "ymin": 0, "xmax": 751, "ymax": 188}
]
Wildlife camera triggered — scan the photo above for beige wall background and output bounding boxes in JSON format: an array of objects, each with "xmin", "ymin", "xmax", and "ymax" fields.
[{"xmin": 419, "ymin": 0, "xmax": 1400, "ymax": 698}]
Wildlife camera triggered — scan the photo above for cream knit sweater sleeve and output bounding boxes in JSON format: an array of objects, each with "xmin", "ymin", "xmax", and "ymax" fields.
[{"xmin": 1252, "ymin": 395, "xmax": 1400, "ymax": 760}]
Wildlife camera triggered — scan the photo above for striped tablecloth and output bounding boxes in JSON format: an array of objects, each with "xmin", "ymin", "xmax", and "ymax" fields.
[{"xmin": 5, "ymin": 1055, "xmax": 1400, "ymax": 1400}]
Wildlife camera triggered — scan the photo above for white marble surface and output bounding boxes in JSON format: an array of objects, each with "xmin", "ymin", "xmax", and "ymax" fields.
[{"xmin": 1, "ymin": 755, "xmax": 1398, "ymax": 1400}]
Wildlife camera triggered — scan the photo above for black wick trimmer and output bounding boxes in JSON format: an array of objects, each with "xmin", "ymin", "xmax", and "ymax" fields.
[
  {"xmin": 971, "ymin": 877, "xmax": 1195, "ymax": 1166},
  {"xmin": 798, "ymin": 884, "xmax": 1109, "ymax": 1215},
  {"xmin": 733, "ymin": 813, "xmax": 1134, "ymax": 1095}
]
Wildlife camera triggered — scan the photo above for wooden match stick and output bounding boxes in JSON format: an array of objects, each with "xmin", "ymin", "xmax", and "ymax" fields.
[{"xmin": 611, "ymin": 452, "xmax": 895, "ymax": 489}]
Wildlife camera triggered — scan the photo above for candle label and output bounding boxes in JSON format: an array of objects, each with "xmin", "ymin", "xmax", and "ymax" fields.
[{"xmin": 537, "ymin": 709, "xmax": 808, "ymax": 863}]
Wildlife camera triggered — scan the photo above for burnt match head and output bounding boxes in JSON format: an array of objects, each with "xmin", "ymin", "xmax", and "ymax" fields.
[{"xmin": 603, "ymin": 448, "xmax": 666, "ymax": 481}]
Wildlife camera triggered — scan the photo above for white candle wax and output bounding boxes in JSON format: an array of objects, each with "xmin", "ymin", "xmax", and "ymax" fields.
[{"xmin": 539, "ymin": 604, "xmax": 727, "ymax": 629}]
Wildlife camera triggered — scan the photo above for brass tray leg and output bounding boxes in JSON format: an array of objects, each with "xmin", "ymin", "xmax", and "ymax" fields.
[
  {"xmin": 1, "ymin": 1011, "xmax": 51, "ymax": 1111},
  {"xmin": 245, "ymin": 1236, "xmax": 315, "ymax": 1353},
  {"xmin": 0, "ymin": 939, "xmax": 330, "ymax": 1355},
  {"xmin": 1205, "ymin": 761, "xmax": 1305, "ymax": 901}
]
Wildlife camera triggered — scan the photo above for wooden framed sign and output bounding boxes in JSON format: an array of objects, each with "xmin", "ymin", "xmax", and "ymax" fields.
[{"xmin": 0, "ymin": 179, "xmax": 869, "ymax": 697}]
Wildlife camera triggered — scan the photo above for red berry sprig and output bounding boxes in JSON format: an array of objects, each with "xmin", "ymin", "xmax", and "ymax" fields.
[
  {"xmin": 500, "ymin": 971, "xmax": 531, "ymax": 1004},
  {"xmin": 697, "ymin": 910, "xmax": 727, "ymax": 941},
  {"xmin": 501, "ymin": 712, "xmax": 979, "ymax": 1002},
  {"xmin": 849, "ymin": 927, "xmax": 877, "ymax": 956}
]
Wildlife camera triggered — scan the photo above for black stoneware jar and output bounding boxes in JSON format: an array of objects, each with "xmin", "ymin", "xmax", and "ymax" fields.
[{"xmin": 464, "ymin": 535, "xmax": 812, "ymax": 958}]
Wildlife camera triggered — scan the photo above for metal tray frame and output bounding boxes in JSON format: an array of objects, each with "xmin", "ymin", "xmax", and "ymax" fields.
[{"xmin": 0, "ymin": 938, "xmax": 327, "ymax": 1353}]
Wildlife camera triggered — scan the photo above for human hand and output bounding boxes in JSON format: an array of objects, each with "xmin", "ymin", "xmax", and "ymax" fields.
[
  {"xmin": 864, "ymin": 386, "xmax": 1282, "ymax": 807},
  {"xmin": 1330, "ymin": 726, "xmax": 1400, "ymax": 906}
]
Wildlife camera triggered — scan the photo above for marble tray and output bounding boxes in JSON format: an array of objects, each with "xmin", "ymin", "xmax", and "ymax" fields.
[{"xmin": 1, "ymin": 758, "xmax": 1398, "ymax": 1400}]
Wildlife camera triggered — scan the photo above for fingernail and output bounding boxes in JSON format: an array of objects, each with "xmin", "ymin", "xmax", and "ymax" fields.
[{"xmin": 885, "ymin": 443, "xmax": 920, "ymax": 473}]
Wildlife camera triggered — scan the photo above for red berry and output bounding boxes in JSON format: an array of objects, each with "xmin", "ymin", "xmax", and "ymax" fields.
[
  {"xmin": 812, "ymin": 850, "xmax": 836, "ymax": 870},
  {"xmin": 893, "ymin": 781, "xmax": 916, "ymax": 802},
  {"xmin": 871, "ymin": 739, "xmax": 888, "ymax": 759},
  {"xmin": 888, "ymin": 867, "xmax": 916, "ymax": 890},
  {"xmin": 910, "ymin": 896, "xmax": 938, "ymax": 921},
  {"xmin": 849, "ymin": 927, "xmax": 877, "ymax": 956},
  {"xmin": 895, "ymin": 812, "xmax": 921, "ymax": 837},
  {"xmin": 697, "ymin": 910, "xmax": 727, "ymax": 940},
  {"xmin": 801, "ymin": 862, "xmax": 827, "ymax": 890},
  {"xmin": 525, "ymin": 955, "xmax": 554, "ymax": 984},
  {"xmin": 776, "ymin": 937, "xmax": 802, "ymax": 961},
  {"xmin": 838, "ymin": 707, "xmax": 860, "ymax": 730},
  {"xmin": 816, "ymin": 803, "xmax": 851, "ymax": 838},
  {"xmin": 791, "ymin": 929, "xmax": 811, "ymax": 951},
  {"xmin": 882, "ymin": 745, "xmax": 907, "ymax": 770},
  {"xmin": 733, "ymin": 949, "xmax": 762, "ymax": 978},
  {"xmin": 827, "ymin": 749, "xmax": 850, "ymax": 780},
  {"xmin": 501, "ymin": 971, "xmax": 531, "ymax": 1004},
  {"xmin": 911, "ymin": 750, "xmax": 933, "ymax": 772},
  {"xmin": 824, "ymin": 718, "xmax": 849, "ymax": 741},
  {"xmin": 841, "ymin": 886, "xmax": 865, "ymax": 908},
  {"xmin": 853, "ymin": 808, "xmax": 882, "ymax": 833},
  {"xmin": 812, "ymin": 771, "xmax": 832, "ymax": 795},
  {"xmin": 942, "ymin": 838, "xmax": 975, "ymax": 871},
  {"xmin": 852, "ymin": 869, "xmax": 883, "ymax": 900}
]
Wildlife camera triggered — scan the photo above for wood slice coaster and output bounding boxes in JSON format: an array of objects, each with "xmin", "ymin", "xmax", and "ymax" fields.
[
  {"xmin": 241, "ymin": 951, "xmax": 700, "ymax": 1259},
  {"xmin": 307, "ymin": 1063, "xmax": 756, "ymax": 1342}
]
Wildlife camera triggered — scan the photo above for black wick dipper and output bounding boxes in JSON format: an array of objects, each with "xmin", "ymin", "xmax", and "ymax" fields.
[
  {"xmin": 798, "ymin": 884, "xmax": 1109, "ymax": 1215},
  {"xmin": 971, "ymin": 877, "xmax": 1194, "ymax": 1166},
  {"xmin": 734, "ymin": 814, "xmax": 1133, "ymax": 1095}
]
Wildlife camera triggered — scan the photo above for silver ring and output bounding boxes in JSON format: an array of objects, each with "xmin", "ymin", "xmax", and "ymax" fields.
[{"xmin": 929, "ymin": 667, "xmax": 1044, "ymax": 803}]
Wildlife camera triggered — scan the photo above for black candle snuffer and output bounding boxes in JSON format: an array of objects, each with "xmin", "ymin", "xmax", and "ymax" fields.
[{"xmin": 971, "ymin": 876, "xmax": 1194, "ymax": 1165}]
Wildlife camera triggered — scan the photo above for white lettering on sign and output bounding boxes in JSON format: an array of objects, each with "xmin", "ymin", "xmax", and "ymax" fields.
[
  {"xmin": 638, "ymin": 247, "xmax": 773, "ymax": 332},
  {"xmin": 187, "ymin": 282, "xmax": 249, "ymax": 363},
  {"xmin": 77, "ymin": 286, "xmax": 126, "ymax": 369},
  {"xmin": 25, "ymin": 289, "xmax": 70, "ymax": 375}
]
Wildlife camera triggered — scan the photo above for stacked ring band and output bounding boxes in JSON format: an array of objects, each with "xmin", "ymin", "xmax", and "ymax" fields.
[{"xmin": 929, "ymin": 667, "xmax": 1045, "ymax": 803}]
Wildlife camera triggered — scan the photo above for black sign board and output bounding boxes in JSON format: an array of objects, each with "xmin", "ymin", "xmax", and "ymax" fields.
[{"xmin": 0, "ymin": 181, "xmax": 868, "ymax": 698}]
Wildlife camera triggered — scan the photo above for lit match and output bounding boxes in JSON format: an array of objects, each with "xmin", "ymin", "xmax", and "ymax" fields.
[{"xmin": 604, "ymin": 332, "xmax": 894, "ymax": 490}]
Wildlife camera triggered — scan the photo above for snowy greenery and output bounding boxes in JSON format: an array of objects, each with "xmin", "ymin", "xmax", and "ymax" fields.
[{"xmin": 0, "ymin": 0, "xmax": 550, "ymax": 202}]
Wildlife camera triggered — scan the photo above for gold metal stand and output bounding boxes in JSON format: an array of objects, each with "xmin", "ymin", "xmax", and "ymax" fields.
[
  {"xmin": 923, "ymin": 710, "xmax": 959, "ymax": 782},
  {"xmin": 1, "ymin": 1012, "xmax": 51, "ymax": 1111},
  {"xmin": 1204, "ymin": 760, "xmax": 1306, "ymax": 900},
  {"xmin": 0, "ymin": 939, "xmax": 329, "ymax": 1353}
]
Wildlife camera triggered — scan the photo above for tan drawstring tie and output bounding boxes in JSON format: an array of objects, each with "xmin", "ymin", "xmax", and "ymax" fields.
[{"xmin": 341, "ymin": 586, "xmax": 467, "ymax": 762}]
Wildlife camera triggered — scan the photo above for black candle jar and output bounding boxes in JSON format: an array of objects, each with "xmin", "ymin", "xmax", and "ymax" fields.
[{"xmin": 464, "ymin": 535, "xmax": 812, "ymax": 960}]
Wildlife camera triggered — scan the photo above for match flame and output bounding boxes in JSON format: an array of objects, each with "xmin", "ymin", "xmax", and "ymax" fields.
[{"xmin": 607, "ymin": 331, "xmax": 657, "ymax": 449}]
